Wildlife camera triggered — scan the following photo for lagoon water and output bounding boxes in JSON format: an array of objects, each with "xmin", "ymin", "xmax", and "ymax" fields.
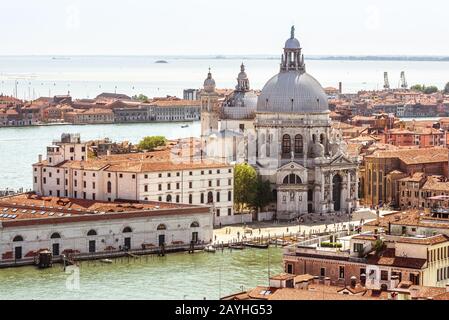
[
  {"xmin": 0, "ymin": 248, "xmax": 283, "ymax": 300},
  {"xmin": 1, "ymin": 55, "xmax": 449, "ymax": 100}
]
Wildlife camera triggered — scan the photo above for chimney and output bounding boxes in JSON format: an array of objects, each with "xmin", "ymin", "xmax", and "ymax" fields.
[
  {"xmin": 360, "ymin": 273, "xmax": 366, "ymax": 286},
  {"xmin": 350, "ymin": 276, "xmax": 357, "ymax": 288},
  {"xmin": 38, "ymin": 154, "xmax": 42, "ymax": 163},
  {"xmin": 339, "ymin": 82, "xmax": 342, "ymax": 94},
  {"xmin": 324, "ymin": 277, "xmax": 331, "ymax": 286},
  {"xmin": 313, "ymin": 276, "xmax": 319, "ymax": 285},
  {"xmin": 446, "ymin": 284, "xmax": 449, "ymax": 292},
  {"xmin": 409, "ymin": 287, "xmax": 419, "ymax": 300},
  {"xmin": 390, "ymin": 275, "xmax": 400, "ymax": 289}
]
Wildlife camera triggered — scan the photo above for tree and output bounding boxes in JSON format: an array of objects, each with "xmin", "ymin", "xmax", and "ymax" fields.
[
  {"xmin": 249, "ymin": 176, "xmax": 273, "ymax": 214},
  {"xmin": 423, "ymin": 86, "xmax": 438, "ymax": 94},
  {"xmin": 410, "ymin": 84, "xmax": 424, "ymax": 92},
  {"xmin": 444, "ymin": 82, "xmax": 449, "ymax": 94},
  {"xmin": 410, "ymin": 84, "xmax": 438, "ymax": 94},
  {"xmin": 233, "ymin": 163, "xmax": 257, "ymax": 213},
  {"xmin": 137, "ymin": 136, "xmax": 167, "ymax": 151},
  {"xmin": 133, "ymin": 94, "xmax": 150, "ymax": 103}
]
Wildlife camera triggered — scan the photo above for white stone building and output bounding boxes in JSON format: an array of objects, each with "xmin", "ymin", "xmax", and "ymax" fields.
[
  {"xmin": 32, "ymin": 134, "xmax": 236, "ymax": 226},
  {"xmin": 201, "ymin": 27, "xmax": 360, "ymax": 220},
  {"xmin": 0, "ymin": 193, "xmax": 213, "ymax": 263}
]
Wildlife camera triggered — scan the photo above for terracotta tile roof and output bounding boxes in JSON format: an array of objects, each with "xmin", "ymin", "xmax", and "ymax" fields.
[
  {"xmin": 366, "ymin": 248, "xmax": 426, "ymax": 269},
  {"xmin": 366, "ymin": 147, "xmax": 448, "ymax": 165},
  {"xmin": 270, "ymin": 273, "xmax": 295, "ymax": 281},
  {"xmin": 0, "ymin": 193, "xmax": 208, "ymax": 226},
  {"xmin": 396, "ymin": 234, "xmax": 449, "ymax": 246}
]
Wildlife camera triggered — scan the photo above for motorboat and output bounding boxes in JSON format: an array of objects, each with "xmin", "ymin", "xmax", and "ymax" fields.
[
  {"xmin": 100, "ymin": 259, "xmax": 113, "ymax": 264},
  {"xmin": 204, "ymin": 245, "xmax": 216, "ymax": 253}
]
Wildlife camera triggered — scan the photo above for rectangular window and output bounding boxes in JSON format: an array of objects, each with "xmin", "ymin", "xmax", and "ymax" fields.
[
  {"xmin": 339, "ymin": 266, "xmax": 345, "ymax": 279},
  {"xmin": 167, "ymin": 183, "xmax": 171, "ymax": 190},
  {"xmin": 217, "ymin": 180, "xmax": 220, "ymax": 186},
  {"xmin": 144, "ymin": 185, "xmax": 148, "ymax": 192},
  {"xmin": 209, "ymin": 181, "xmax": 212, "ymax": 187},
  {"xmin": 216, "ymin": 209, "xmax": 220, "ymax": 217},
  {"xmin": 92, "ymin": 182, "xmax": 95, "ymax": 189},
  {"xmin": 83, "ymin": 181, "xmax": 87, "ymax": 188},
  {"xmin": 228, "ymin": 208, "xmax": 232, "ymax": 216},
  {"xmin": 354, "ymin": 243, "xmax": 364, "ymax": 253},
  {"xmin": 381, "ymin": 270, "xmax": 389, "ymax": 281},
  {"xmin": 189, "ymin": 182, "xmax": 192, "ymax": 188},
  {"xmin": 158, "ymin": 184, "xmax": 162, "ymax": 191},
  {"xmin": 320, "ymin": 268, "xmax": 326, "ymax": 277}
]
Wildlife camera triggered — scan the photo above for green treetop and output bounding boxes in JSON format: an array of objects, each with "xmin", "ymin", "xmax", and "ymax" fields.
[{"xmin": 137, "ymin": 136, "xmax": 167, "ymax": 151}]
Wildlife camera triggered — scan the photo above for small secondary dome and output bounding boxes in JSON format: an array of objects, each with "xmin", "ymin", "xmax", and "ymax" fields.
[{"xmin": 203, "ymin": 68, "xmax": 216, "ymax": 93}]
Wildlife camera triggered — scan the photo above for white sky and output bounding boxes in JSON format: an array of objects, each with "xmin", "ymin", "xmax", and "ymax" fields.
[{"xmin": 2, "ymin": 0, "xmax": 449, "ymax": 55}]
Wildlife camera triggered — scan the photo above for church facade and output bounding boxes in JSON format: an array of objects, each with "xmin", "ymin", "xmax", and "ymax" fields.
[{"xmin": 200, "ymin": 27, "xmax": 359, "ymax": 219}]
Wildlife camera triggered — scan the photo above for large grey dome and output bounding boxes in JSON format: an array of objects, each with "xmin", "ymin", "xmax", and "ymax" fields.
[{"xmin": 256, "ymin": 72, "xmax": 329, "ymax": 113}]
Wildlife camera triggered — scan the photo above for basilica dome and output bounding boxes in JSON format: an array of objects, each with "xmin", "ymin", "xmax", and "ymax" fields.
[
  {"xmin": 256, "ymin": 26, "xmax": 329, "ymax": 114},
  {"xmin": 257, "ymin": 72, "xmax": 328, "ymax": 113}
]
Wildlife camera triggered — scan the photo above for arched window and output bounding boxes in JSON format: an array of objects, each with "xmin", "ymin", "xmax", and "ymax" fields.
[
  {"xmin": 282, "ymin": 135, "xmax": 291, "ymax": 155},
  {"xmin": 294, "ymin": 135, "xmax": 303, "ymax": 154},
  {"xmin": 123, "ymin": 227, "xmax": 132, "ymax": 233},
  {"xmin": 166, "ymin": 194, "xmax": 172, "ymax": 202},
  {"xmin": 50, "ymin": 232, "xmax": 61, "ymax": 239},
  {"xmin": 107, "ymin": 181, "xmax": 112, "ymax": 193},
  {"xmin": 13, "ymin": 235, "xmax": 23, "ymax": 242},
  {"xmin": 207, "ymin": 191, "xmax": 213, "ymax": 204},
  {"xmin": 157, "ymin": 224, "xmax": 167, "ymax": 230},
  {"xmin": 283, "ymin": 174, "xmax": 302, "ymax": 184},
  {"xmin": 320, "ymin": 133, "xmax": 325, "ymax": 145},
  {"xmin": 190, "ymin": 221, "xmax": 200, "ymax": 228},
  {"xmin": 87, "ymin": 229, "xmax": 97, "ymax": 236}
]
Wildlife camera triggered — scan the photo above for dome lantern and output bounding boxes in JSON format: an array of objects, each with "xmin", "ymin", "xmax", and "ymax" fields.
[{"xmin": 281, "ymin": 25, "xmax": 305, "ymax": 73}]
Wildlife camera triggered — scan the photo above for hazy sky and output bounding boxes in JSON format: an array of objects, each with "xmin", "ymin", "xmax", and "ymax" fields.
[{"xmin": 2, "ymin": 0, "xmax": 449, "ymax": 55}]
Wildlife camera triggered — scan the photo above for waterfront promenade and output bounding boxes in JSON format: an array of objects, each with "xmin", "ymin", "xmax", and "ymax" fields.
[{"xmin": 212, "ymin": 208, "xmax": 390, "ymax": 244}]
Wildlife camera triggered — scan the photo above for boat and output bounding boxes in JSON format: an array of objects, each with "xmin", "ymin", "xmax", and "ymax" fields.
[
  {"xmin": 204, "ymin": 245, "xmax": 216, "ymax": 253},
  {"xmin": 100, "ymin": 259, "xmax": 113, "ymax": 264},
  {"xmin": 181, "ymin": 124, "xmax": 189, "ymax": 128},
  {"xmin": 155, "ymin": 60, "xmax": 168, "ymax": 64},
  {"xmin": 229, "ymin": 244, "xmax": 245, "ymax": 250},
  {"xmin": 244, "ymin": 242, "xmax": 269, "ymax": 249}
]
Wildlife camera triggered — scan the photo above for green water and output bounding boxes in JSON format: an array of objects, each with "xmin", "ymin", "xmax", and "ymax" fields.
[{"xmin": 0, "ymin": 248, "xmax": 282, "ymax": 300}]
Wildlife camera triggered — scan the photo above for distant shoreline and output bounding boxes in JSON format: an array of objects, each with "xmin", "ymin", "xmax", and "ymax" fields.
[{"xmin": 1, "ymin": 55, "xmax": 449, "ymax": 62}]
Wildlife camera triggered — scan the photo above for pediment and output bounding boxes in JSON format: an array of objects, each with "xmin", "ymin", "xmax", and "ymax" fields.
[
  {"xmin": 278, "ymin": 161, "xmax": 307, "ymax": 172},
  {"xmin": 330, "ymin": 155, "xmax": 354, "ymax": 165}
]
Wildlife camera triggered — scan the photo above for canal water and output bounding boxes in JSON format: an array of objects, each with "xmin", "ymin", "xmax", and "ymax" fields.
[
  {"xmin": 0, "ymin": 248, "xmax": 283, "ymax": 300},
  {"xmin": 0, "ymin": 122, "xmax": 201, "ymax": 190}
]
